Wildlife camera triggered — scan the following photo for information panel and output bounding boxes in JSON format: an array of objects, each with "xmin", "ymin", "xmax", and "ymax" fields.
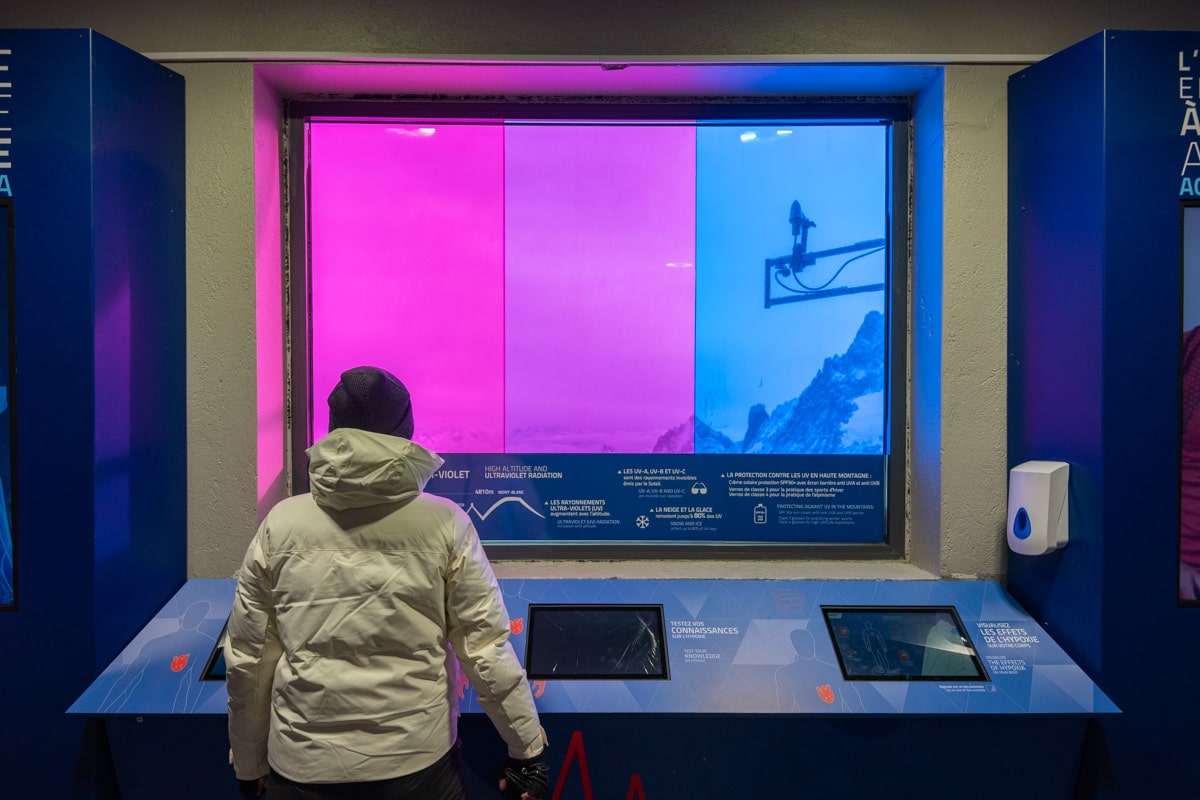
[{"xmin": 426, "ymin": 453, "xmax": 884, "ymax": 544}]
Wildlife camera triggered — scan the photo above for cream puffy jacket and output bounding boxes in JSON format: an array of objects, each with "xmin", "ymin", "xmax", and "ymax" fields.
[{"xmin": 226, "ymin": 428, "xmax": 544, "ymax": 783}]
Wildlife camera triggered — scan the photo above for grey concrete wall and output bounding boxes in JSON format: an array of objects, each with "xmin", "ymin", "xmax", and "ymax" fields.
[
  {"xmin": 8, "ymin": 2, "xmax": 1200, "ymax": 57},
  {"xmin": 938, "ymin": 65, "xmax": 1015, "ymax": 578},
  {"xmin": 6, "ymin": 2, "xmax": 1199, "ymax": 580},
  {"xmin": 170, "ymin": 62, "xmax": 261, "ymax": 577}
]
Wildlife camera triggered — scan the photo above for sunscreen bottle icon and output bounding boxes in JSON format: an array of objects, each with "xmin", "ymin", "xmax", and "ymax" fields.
[{"xmin": 753, "ymin": 504, "xmax": 768, "ymax": 524}]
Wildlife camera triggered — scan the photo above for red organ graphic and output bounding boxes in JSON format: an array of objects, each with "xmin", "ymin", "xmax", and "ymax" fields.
[{"xmin": 771, "ymin": 588, "xmax": 807, "ymax": 616}]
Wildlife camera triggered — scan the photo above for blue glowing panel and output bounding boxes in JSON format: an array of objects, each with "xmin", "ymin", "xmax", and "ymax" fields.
[
  {"xmin": 695, "ymin": 124, "xmax": 889, "ymax": 455},
  {"xmin": 0, "ymin": 199, "xmax": 11, "ymax": 608}
]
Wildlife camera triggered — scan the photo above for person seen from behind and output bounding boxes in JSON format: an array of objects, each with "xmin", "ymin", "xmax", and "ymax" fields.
[{"xmin": 225, "ymin": 365, "xmax": 549, "ymax": 800}]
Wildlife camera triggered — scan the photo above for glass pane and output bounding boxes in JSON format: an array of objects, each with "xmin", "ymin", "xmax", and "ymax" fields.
[{"xmin": 306, "ymin": 118, "xmax": 893, "ymax": 546}]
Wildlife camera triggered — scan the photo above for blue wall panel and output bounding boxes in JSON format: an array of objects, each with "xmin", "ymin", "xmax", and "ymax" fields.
[
  {"xmin": 89, "ymin": 30, "xmax": 187, "ymax": 675},
  {"xmin": 0, "ymin": 29, "xmax": 186, "ymax": 800},
  {"xmin": 1008, "ymin": 32, "xmax": 1108, "ymax": 677},
  {"xmin": 1009, "ymin": 30, "xmax": 1200, "ymax": 798}
]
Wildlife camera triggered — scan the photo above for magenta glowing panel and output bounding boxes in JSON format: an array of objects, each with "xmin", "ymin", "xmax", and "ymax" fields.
[
  {"xmin": 309, "ymin": 122, "xmax": 506, "ymax": 452},
  {"xmin": 255, "ymin": 83, "xmax": 286, "ymax": 515},
  {"xmin": 503, "ymin": 124, "xmax": 697, "ymax": 453}
]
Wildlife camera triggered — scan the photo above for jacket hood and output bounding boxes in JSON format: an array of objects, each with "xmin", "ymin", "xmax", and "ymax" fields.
[{"xmin": 307, "ymin": 428, "xmax": 444, "ymax": 511}]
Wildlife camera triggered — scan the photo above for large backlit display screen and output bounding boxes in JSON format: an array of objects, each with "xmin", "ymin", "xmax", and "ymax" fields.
[
  {"xmin": 0, "ymin": 199, "xmax": 13, "ymax": 608},
  {"xmin": 307, "ymin": 117, "xmax": 896, "ymax": 547},
  {"xmin": 1182, "ymin": 202, "xmax": 1200, "ymax": 603}
]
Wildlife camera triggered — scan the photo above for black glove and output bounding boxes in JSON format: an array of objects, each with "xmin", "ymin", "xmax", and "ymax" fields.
[
  {"xmin": 504, "ymin": 752, "xmax": 549, "ymax": 800},
  {"xmin": 237, "ymin": 777, "xmax": 265, "ymax": 799}
]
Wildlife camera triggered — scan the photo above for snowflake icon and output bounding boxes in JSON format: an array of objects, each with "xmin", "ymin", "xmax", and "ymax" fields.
[{"xmin": 636, "ymin": 515, "xmax": 650, "ymax": 529}]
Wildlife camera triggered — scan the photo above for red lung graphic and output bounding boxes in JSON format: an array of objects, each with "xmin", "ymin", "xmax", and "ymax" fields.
[
  {"xmin": 817, "ymin": 684, "xmax": 836, "ymax": 704},
  {"xmin": 510, "ymin": 618, "xmax": 525, "ymax": 635},
  {"xmin": 171, "ymin": 654, "xmax": 190, "ymax": 673},
  {"xmin": 532, "ymin": 680, "xmax": 546, "ymax": 698}
]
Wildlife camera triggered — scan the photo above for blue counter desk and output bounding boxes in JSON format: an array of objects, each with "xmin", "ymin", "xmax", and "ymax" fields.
[{"xmin": 71, "ymin": 578, "xmax": 1116, "ymax": 798}]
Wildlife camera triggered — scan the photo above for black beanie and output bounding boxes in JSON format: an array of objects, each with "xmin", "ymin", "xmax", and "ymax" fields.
[{"xmin": 327, "ymin": 366, "xmax": 415, "ymax": 439}]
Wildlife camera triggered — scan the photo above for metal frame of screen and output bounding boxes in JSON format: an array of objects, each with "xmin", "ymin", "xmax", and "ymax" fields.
[
  {"xmin": 524, "ymin": 603, "xmax": 670, "ymax": 681},
  {"xmin": 820, "ymin": 604, "xmax": 989, "ymax": 682},
  {"xmin": 283, "ymin": 98, "xmax": 910, "ymax": 560},
  {"xmin": 1180, "ymin": 199, "xmax": 1200, "ymax": 607},
  {"xmin": 0, "ymin": 198, "xmax": 15, "ymax": 611}
]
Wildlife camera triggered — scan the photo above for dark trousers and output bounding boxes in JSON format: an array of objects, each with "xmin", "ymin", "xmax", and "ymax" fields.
[{"xmin": 268, "ymin": 743, "xmax": 468, "ymax": 800}]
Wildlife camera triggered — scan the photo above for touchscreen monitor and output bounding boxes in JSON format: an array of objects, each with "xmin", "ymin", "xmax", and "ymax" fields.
[
  {"xmin": 821, "ymin": 605, "xmax": 988, "ymax": 681},
  {"xmin": 524, "ymin": 604, "xmax": 670, "ymax": 680},
  {"xmin": 199, "ymin": 623, "xmax": 228, "ymax": 681}
]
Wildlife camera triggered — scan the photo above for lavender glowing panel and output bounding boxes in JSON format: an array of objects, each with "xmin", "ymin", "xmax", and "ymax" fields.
[
  {"xmin": 309, "ymin": 122, "xmax": 506, "ymax": 451},
  {"xmin": 503, "ymin": 124, "xmax": 696, "ymax": 453}
]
